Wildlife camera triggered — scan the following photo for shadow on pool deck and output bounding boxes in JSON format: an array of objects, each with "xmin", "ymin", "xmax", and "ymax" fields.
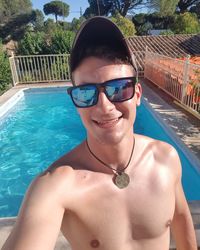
[{"xmin": 141, "ymin": 78, "xmax": 200, "ymax": 164}]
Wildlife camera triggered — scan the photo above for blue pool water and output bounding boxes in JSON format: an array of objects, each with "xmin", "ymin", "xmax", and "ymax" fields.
[{"xmin": 0, "ymin": 87, "xmax": 200, "ymax": 217}]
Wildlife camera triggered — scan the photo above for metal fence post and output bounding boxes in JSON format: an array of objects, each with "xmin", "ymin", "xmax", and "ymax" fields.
[
  {"xmin": 9, "ymin": 52, "xmax": 19, "ymax": 86},
  {"xmin": 181, "ymin": 54, "xmax": 190, "ymax": 103},
  {"xmin": 144, "ymin": 46, "xmax": 148, "ymax": 78}
]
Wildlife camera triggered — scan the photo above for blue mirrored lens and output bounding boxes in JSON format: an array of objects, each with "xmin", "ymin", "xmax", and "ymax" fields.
[
  {"xmin": 106, "ymin": 79, "xmax": 134, "ymax": 101},
  {"xmin": 71, "ymin": 85, "xmax": 97, "ymax": 107}
]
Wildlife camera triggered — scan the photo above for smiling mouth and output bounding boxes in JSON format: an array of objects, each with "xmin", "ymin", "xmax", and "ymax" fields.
[{"xmin": 93, "ymin": 116, "xmax": 123, "ymax": 128}]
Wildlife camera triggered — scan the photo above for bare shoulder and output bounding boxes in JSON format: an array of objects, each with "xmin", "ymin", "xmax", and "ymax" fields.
[
  {"xmin": 28, "ymin": 142, "xmax": 85, "ymax": 200},
  {"xmin": 2, "ymin": 158, "xmax": 76, "ymax": 249},
  {"xmin": 135, "ymin": 134, "xmax": 181, "ymax": 180},
  {"xmin": 30, "ymin": 164, "xmax": 74, "ymax": 200}
]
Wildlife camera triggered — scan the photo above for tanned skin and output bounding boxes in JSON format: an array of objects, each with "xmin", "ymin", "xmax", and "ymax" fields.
[{"xmin": 2, "ymin": 57, "xmax": 197, "ymax": 250}]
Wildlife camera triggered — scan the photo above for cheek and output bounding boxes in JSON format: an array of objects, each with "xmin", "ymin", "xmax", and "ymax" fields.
[
  {"xmin": 78, "ymin": 109, "xmax": 91, "ymax": 127},
  {"xmin": 120, "ymin": 98, "xmax": 136, "ymax": 113}
]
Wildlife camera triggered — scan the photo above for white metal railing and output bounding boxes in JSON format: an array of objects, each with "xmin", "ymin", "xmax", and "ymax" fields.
[
  {"xmin": 8, "ymin": 52, "xmax": 200, "ymax": 115},
  {"xmin": 9, "ymin": 52, "xmax": 145, "ymax": 85},
  {"xmin": 9, "ymin": 54, "xmax": 70, "ymax": 85},
  {"xmin": 144, "ymin": 51, "xmax": 200, "ymax": 115}
]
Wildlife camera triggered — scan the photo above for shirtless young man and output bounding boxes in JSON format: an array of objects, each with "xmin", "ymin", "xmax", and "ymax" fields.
[{"xmin": 2, "ymin": 17, "xmax": 197, "ymax": 250}]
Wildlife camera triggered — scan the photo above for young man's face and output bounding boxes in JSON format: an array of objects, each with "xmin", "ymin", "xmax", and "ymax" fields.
[{"xmin": 73, "ymin": 56, "xmax": 142, "ymax": 145}]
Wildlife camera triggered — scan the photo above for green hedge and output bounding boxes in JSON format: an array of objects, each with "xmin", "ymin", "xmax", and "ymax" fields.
[{"xmin": 0, "ymin": 41, "xmax": 12, "ymax": 95}]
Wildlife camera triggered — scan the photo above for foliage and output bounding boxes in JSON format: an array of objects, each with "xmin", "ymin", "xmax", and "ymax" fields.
[
  {"xmin": 50, "ymin": 59, "xmax": 70, "ymax": 79},
  {"xmin": 177, "ymin": 0, "xmax": 200, "ymax": 13},
  {"xmin": 43, "ymin": 18, "xmax": 59, "ymax": 34},
  {"xmin": 0, "ymin": 11, "xmax": 38, "ymax": 42},
  {"xmin": 132, "ymin": 12, "xmax": 175, "ymax": 35},
  {"xmin": 171, "ymin": 12, "xmax": 200, "ymax": 34},
  {"xmin": 149, "ymin": 0, "xmax": 179, "ymax": 17},
  {"xmin": 17, "ymin": 31, "xmax": 46, "ymax": 55},
  {"xmin": 49, "ymin": 30, "xmax": 75, "ymax": 54},
  {"xmin": 190, "ymin": 2, "xmax": 200, "ymax": 19},
  {"xmin": 0, "ymin": 0, "xmax": 32, "ymax": 23},
  {"xmin": 70, "ymin": 17, "xmax": 86, "ymax": 32},
  {"xmin": 0, "ymin": 41, "xmax": 12, "ymax": 94},
  {"xmin": 84, "ymin": 0, "xmax": 112, "ymax": 17},
  {"xmin": 111, "ymin": 13, "xmax": 136, "ymax": 37},
  {"xmin": 84, "ymin": 0, "xmax": 144, "ymax": 17},
  {"xmin": 17, "ymin": 27, "xmax": 75, "ymax": 55},
  {"xmin": 138, "ymin": 21, "xmax": 153, "ymax": 35},
  {"xmin": 31, "ymin": 9, "xmax": 45, "ymax": 31},
  {"xmin": 159, "ymin": 29, "xmax": 174, "ymax": 35},
  {"xmin": 43, "ymin": 1, "xmax": 69, "ymax": 22}
]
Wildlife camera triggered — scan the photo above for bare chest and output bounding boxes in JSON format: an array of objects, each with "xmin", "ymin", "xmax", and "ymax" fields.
[{"xmin": 61, "ymin": 170, "xmax": 175, "ymax": 249}]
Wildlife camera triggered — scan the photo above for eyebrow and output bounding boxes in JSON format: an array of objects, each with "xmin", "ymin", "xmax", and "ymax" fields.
[{"xmin": 76, "ymin": 76, "xmax": 136, "ymax": 87}]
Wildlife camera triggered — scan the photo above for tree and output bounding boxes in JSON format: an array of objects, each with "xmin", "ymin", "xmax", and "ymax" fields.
[
  {"xmin": 111, "ymin": 13, "xmax": 136, "ymax": 37},
  {"xmin": 177, "ymin": 0, "xmax": 200, "ymax": 13},
  {"xmin": 132, "ymin": 12, "xmax": 175, "ymax": 35},
  {"xmin": 84, "ymin": 0, "xmax": 112, "ymax": 18},
  {"xmin": 43, "ymin": 1, "xmax": 69, "ymax": 23},
  {"xmin": 149, "ymin": 0, "xmax": 179, "ymax": 16},
  {"xmin": 31, "ymin": 9, "xmax": 45, "ymax": 31},
  {"xmin": 84, "ymin": 0, "xmax": 144, "ymax": 18},
  {"xmin": 111, "ymin": 0, "xmax": 144, "ymax": 16},
  {"xmin": 190, "ymin": 2, "xmax": 200, "ymax": 18},
  {"xmin": 0, "ymin": 0, "xmax": 32, "ymax": 23},
  {"xmin": 71, "ymin": 17, "xmax": 86, "ymax": 32},
  {"xmin": 44, "ymin": 18, "xmax": 58, "ymax": 34},
  {"xmin": 171, "ymin": 12, "xmax": 200, "ymax": 34},
  {"xmin": 0, "ymin": 11, "xmax": 39, "ymax": 42}
]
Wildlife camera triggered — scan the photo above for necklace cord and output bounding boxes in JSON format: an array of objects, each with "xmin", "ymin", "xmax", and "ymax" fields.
[{"xmin": 86, "ymin": 137, "xmax": 135, "ymax": 175}]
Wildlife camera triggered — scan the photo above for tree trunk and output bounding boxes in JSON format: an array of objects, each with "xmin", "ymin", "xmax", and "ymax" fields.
[{"xmin": 121, "ymin": 0, "xmax": 130, "ymax": 17}]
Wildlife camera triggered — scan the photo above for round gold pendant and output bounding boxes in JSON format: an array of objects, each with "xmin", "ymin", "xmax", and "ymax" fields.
[{"xmin": 114, "ymin": 172, "xmax": 130, "ymax": 189}]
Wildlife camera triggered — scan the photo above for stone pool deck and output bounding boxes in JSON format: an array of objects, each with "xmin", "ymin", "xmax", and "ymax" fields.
[{"xmin": 0, "ymin": 79, "xmax": 200, "ymax": 249}]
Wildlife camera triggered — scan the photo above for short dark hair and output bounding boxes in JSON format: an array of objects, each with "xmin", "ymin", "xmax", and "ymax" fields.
[
  {"xmin": 78, "ymin": 45, "xmax": 132, "ymax": 66},
  {"xmin": 71, "ymin": 45, "xmax": 133, "ymax": 85}
]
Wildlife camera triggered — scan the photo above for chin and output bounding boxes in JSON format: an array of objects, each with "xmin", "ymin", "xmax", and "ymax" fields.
[{"xmin": 90, "ymin": 131, "xmax": 126, "ymax": 146}]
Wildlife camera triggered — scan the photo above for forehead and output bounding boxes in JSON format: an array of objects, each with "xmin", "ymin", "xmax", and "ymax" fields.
[{"xmin": 73, "ymin": 57, "xmax": 135, "ymax": 85}]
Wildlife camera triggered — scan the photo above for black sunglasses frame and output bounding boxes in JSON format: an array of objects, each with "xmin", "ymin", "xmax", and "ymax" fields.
[{"xmin": 67, "ymin": 76, "xmax": 137, "ymax": 108}]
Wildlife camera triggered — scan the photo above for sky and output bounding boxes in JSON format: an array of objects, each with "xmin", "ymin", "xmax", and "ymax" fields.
[{"xmin": 32, "ymin": 0, "xmax": 89, "ymax": 22}]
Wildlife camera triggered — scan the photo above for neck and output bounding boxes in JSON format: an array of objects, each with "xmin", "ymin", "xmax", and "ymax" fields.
[{"xmin": 86, "ymin": 134, "xmax": 134, "ymax": 172}]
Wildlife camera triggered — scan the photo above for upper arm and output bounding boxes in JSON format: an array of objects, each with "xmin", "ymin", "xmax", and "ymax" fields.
[
  {"xmin": 169, "ymin": 144, "xmax": 197, "ymax": 249},
  {"xmin": 2, "ymin": 170, "xmax": 66, "ymax": 250},
  {"xmin": 170, "ymin": 147, "xmax": 189, "ymax": 213}
]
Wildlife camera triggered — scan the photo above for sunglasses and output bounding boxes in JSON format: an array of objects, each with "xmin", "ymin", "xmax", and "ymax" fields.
[{"xmin": 67, "ymin": 77, "xmax": 137, "ymax": 108}]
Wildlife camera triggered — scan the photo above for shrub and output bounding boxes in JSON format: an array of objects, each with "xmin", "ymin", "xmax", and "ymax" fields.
[
  {"xmin": 49, "ymin": 30, "xmax": 75, "ymax": 54},
  {"xmin": 17, "ymin": 31, "xmax": 46, "ymax": 55},
  {"xmin": 111, "ymin": 14, "xmax": 136, "ymax": 37},
  {"xmin": 160, "ymin": 29, "xmax": 174, "ymax": 35},
  {"xmin": 0, "ymin": 41, "xmax": 12, "ymax": 94},
  {"xmin": 171, "ymin": 12, "xmax": 200, "ymax": 34}
]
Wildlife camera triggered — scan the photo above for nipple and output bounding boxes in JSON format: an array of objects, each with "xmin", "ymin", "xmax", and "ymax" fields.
[
  {"xmin": 90, "ymin": 239, "xmax": 100, "ymax": 248},
  {"xmin": 166, "ymin": 219, "xmax": 172, "ymax": 227}
]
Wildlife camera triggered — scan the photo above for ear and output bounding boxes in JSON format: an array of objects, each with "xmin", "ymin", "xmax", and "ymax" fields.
[{"xmin": 135, "ymin": 83, "xmax": 142, "ymax": 106}]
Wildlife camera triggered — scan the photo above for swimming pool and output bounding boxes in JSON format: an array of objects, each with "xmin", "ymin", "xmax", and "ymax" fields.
[{"xmin": 0, "ymin": 87, "xmax": 200, "ymax": 217}]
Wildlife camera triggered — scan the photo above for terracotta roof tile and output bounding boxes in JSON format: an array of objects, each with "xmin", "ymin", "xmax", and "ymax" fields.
[{"xmin": 126, "ymin": 34, "xmax": 200, "ymax": 71}]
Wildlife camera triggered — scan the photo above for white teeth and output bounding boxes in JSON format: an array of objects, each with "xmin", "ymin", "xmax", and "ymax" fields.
[{"xmin": 97, "ymin": 118, "xmax": 119, "ymax": 124}]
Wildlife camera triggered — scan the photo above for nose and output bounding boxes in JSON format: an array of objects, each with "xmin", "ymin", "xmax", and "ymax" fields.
[{"xmin": 96, "ymin": 90, "xmax": 115, "ymax": 114}]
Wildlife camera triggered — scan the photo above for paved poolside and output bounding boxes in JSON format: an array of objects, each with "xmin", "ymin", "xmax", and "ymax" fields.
[{"xmin": 0, "ymin": 79, "xmax": 200, "ymax": 249}]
